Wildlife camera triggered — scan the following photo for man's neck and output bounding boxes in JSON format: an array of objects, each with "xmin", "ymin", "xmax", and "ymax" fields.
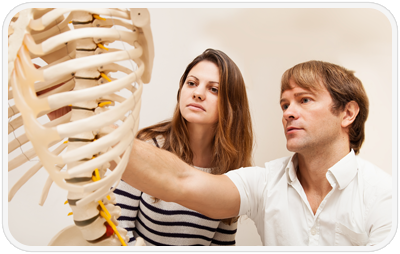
[{"xmin": 296, "ymin": 142, "xmax": 350, "ymax": 214}]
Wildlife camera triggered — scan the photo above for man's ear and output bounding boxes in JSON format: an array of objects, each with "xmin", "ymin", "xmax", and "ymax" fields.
[{"xmin": 342, "ymin": 101, "xmax": 360, "ymax": 128}]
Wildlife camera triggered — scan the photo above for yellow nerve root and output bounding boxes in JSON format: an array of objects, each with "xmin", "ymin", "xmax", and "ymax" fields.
[
  {"xmin": 93, "ymin": 14, "xmax": 106, "ymax": 21},
  {"xmin": 99, "ymin": 101, "xmax": 112, "ymax": 107},
  {"xmin": 92, "ymin": 168, "xmax": 126, "ymax": 246},
  {"xmin": 100, "ymin": 73, "xmax": 112, "ymax": 82},
  {"xmin": 97, "ymin": 43, "xmax": 109, "ymax": 51},
  {"xmin": 99, "ymin": 203, "xmax": 127, "ymax": 246},
  {"xmin": 94, "ymin": 168, "xmax": 101, "ymax": 180}
]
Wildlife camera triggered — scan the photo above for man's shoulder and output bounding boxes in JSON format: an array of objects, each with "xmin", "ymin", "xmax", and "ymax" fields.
[
  {"xmin": 226, "ymin": 156, "xmax": 290, "ymax": 181},
  {"xmin": 356, "ymin": 156, "xmax": 392, "ymax": 191},
  {"xmin": 260, "ymin": 156, "xmax": 292, "ymax": 182},
  {"xmin": 356, "ymin": 156, "xmax": 391, "ymax": 178},
  {"xmin": 263, "ymin": 156, "xmax": 291, "ymax": 172}
]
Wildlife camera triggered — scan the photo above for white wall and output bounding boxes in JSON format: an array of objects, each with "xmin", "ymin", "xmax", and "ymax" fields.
[{"xmin": 6, "ymin": 6, "xmax": 393, "ymax": 248}]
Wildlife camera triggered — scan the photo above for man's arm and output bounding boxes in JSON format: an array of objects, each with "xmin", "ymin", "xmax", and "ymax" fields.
[
  {"xmin": 120, "ymin": 139, "xmax": 241, "ymax": 219},
  {"xmin": 365, "ymin": 183, "xmax": 392, "ymax": 246}
]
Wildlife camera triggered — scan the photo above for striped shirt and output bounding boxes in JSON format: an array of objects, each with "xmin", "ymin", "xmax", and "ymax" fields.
[{"xmin": 114, "ymin": 137, "xmax": 237, "ymax": 246}]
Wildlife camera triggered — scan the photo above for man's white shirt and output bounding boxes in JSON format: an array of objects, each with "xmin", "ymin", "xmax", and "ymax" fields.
[{"xmin": 225, "ymin": 150, "xmax": 392, "ymax": 246}]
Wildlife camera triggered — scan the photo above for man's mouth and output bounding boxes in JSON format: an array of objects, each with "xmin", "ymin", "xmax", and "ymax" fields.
[{"xmin": 286, "ymin": 126, "xmax": 302, "ymax": 134}]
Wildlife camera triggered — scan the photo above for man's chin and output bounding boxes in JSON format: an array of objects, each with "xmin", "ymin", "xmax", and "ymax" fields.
[{"xmin": 286, "ymin": 143, "xmax": 301, "ymax": 153}]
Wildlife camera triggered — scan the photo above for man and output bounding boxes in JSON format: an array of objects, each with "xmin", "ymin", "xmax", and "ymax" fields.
[{"xmin": 121, "ymin": 60, "xmax": 392, "ymax": 246}]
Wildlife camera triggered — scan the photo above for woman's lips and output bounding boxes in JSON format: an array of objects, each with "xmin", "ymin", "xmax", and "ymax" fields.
[{"xmin": 187, "ymin": 103, "xmax": 205, "ymax": 111}]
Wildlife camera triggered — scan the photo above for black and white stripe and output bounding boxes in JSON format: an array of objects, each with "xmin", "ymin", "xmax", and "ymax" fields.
[
  {"xmin": 115, "ymin": 182, "xmax": 237, "ymax": 246},
  {"xmin": 114, "ymin": 137, "xmax": 237, "ymax": 246}
]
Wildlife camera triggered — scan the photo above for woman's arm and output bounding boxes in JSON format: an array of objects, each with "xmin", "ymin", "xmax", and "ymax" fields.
[{"xmin": 121, "ymin": 139, "xmax": 240, "ymax": 219}]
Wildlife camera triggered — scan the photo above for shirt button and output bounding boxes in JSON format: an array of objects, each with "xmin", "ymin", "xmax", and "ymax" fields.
[{"xmin": 311, "ymin": 228, "xmax": 317, "ymax": 235}]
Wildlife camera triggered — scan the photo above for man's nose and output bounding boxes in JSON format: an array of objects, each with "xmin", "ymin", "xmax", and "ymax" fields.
[{"xmin": 283, "ymin": 104, "xmax": 299, "ymax": 121}]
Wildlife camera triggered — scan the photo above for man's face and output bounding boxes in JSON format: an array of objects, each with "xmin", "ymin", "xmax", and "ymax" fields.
[{"xmin": 280, "ymin": 79, "xmax": 344, "ymax": 154}]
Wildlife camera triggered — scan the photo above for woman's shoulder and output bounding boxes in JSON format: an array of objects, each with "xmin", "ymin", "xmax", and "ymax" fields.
[
  {"xmin": 194, "ymin": 166, "xmax": 212, "ymax": 174},
  {"xmin": 144, "ymin": 135, "xmax": 165, "ymax": 148}
]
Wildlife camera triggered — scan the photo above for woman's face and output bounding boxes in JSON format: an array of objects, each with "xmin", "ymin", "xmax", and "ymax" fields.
[{"xmin": 179, "ymin": 60, "xmax": 220, "ymax": 126}]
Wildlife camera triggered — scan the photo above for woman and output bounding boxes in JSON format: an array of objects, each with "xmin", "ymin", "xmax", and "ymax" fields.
[{"xmin": 114, "ymin": 48, "xmax": 254, "ymax": 246}]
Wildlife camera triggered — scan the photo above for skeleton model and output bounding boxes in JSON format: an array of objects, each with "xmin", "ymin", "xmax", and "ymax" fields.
[{"xmin": 8, "ymin": 8, "xmax": 154, "ymax": 246}]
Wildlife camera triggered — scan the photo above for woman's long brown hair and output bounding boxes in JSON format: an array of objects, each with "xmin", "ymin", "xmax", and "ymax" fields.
[{"xmin": 136, "ymin": 49, "xmax": 254, "ymax": 224}]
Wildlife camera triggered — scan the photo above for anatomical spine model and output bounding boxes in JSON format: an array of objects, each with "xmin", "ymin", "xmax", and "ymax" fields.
[{"xmin": 8, "ymin": 8, "xmax": 154, "ymax": 246}]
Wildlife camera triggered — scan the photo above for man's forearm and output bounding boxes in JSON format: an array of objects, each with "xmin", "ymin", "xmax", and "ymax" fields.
[{"xmin": 119, "ymin": 139, "xmax": 241, "ymax": 220}]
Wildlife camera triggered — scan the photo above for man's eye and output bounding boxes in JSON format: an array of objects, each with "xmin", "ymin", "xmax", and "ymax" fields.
[
  {"xmin": 281, "ymin": 104, "xmax": 289, "ymax": 110},
  {"xmin": 302, "ymin": 98, "xmax": 310, "ymax": 103}
]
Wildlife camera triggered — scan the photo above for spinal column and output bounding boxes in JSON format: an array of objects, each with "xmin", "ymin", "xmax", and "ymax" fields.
[
  {"xmin": 8, "ymin": 8, "xmax": 154, "ymax": 246},
  {"xmin": 66, "ymin": 10, "xmax": 124, "ymax": 245}
]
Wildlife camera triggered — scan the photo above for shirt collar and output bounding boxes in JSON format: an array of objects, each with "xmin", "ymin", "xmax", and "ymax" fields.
[
  {"xmin": 285, "ymin": 153, "xmax": 299, "ymax": 184},
  {"xmin": 326, "ymin": 149, "xmax": 358, "ymax": 190},
  {"xmin": 284, "ymin": 150, "xmax": 358, "ymax": 190}
]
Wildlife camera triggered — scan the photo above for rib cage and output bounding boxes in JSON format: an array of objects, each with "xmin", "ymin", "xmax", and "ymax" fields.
[{"xmin": 8, "ymin": 8, "xmax": 154, "ymax": 246}]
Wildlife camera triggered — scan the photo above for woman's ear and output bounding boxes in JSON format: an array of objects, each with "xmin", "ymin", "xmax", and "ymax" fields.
[{"xmin": 341, "ymin": 101, "xmax": 360, "ymax": 128}]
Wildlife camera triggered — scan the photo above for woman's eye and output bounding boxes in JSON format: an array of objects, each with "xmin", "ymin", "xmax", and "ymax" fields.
[
  {"xmin": 187, "ymin": 81, "xmax": 196, "ymax": 86},
  {"xmin": 210, "ymin": 87, "xmax": 218, "ymax": 94},
  {"xmin": 281, "ymin": 104, "xmax": 289, "ymax": 111}
]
